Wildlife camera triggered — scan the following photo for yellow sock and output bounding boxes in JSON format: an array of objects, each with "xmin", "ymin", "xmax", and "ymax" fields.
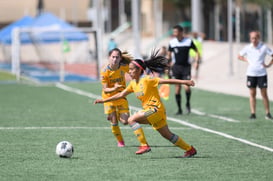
[
  {"xmin": 170, "ymin": 134, "xmax": 191, "ymax": 151},
  {"xmin": 131, "ymin": 123, "xmax": 148, "ymax": 146},
  {"xmin": 111, "ymin": 124, "xmax": 123, "ymax": 142}
]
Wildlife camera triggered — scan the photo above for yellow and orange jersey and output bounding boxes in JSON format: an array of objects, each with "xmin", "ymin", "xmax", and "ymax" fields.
[
  {"xmin": 125, "ymin": 75, "xmax": 165, "ymax": 111},
  {"xmin": 100, "ymin": 63, "xmax": 129, "ymax": 104}
]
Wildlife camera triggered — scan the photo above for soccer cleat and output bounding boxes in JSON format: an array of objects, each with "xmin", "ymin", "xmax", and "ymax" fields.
[
  {"xmin": 135, "ymin": 145, "xmax": 151, "ymax": 155},
  {"xmin": 249, "ymin": 113, "xmax": 256, "ymax": 119},
  {"xmin": 265, "ymin": 113, "xmax": 273, "ymax": 120},
  {"xmin": 117, "ymin": 141, "xmax": 125, "ymax": 147},
  {"xmin": 175, "ymin": 109, "xmax": 183, "ymax": 115},
  {"xmin": 186, "ymin": 103, "xmax": 191, "ymax": 114},
  {"xmin": 182, "ymin": 146, "xmax": 197, "ymax": 158}
]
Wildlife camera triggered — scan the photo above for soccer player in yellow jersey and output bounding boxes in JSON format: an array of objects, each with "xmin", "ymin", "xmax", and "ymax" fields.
[
  {"xmin": 95, "ymin": 51, "xmax": 197, "ymax": 157},
  {"xmin": 100, "ymin": 48, "xmax": 132, "ymax": 147}
]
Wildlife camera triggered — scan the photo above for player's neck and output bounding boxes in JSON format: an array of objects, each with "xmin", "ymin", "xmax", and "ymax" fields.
[
  {"xmin": 177, "ymin": 36, "xmax": 184, "ymax": 41},
  {"xmin": 109, "ymin": 64, "xmax": 119, "ymax": 70}
]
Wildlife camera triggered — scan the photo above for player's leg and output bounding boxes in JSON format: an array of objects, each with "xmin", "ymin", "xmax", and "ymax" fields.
[
  {"xmin": 249, "ymin": 88, "xmax": 256, "ymax": 119},
  {"xmin": 260, "ymin": 88, "xmax": 271, "ymax": 116},
  {"xmin": 117, "ymin": 100, "xmax": 130, "ymax": 125},
  {"xmin": 247, "ymin": 76, "xmax": 257, "ymax": 119},
  {"xmin": 128, "ymin": 111, "xmax": 151, "ymax": 154},
  {"xmin": 175, "ymin": 84, "xmax": 182, "ymax": 115},
  {"xmin": 184, "ymin": 84, "xmax": 191, "ymax": 114},
  {"xmin": 112, "ymin": 101, "xmax": 130, "ymax": 147},
  {"xmin": 258, "ymin": 76, "xmax": 272, "ymax": 119},
  {"xmin": 108, "ymin": 111, "xmax": 125, "ymax": 147},
  {"xmin": 183, "ymin": 66, "xmax": 192, "ymax": 114},
  {"xmin": 172, "ymin": 65, "xmax": 183, "ymax": 115},
  {"xmin": 156, "ymin": 125, "xmax": 196, "ymax": 158}
]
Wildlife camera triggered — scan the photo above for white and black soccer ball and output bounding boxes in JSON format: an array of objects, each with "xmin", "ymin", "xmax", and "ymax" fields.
[{"xmin": 56, "ymin": 141, "xmax": 74, "ymax": 158}]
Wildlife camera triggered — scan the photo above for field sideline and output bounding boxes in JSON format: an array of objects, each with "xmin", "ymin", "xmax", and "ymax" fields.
[{"xmin": 1, "ymin": 81, "xmax": 273, "ymax": 181}]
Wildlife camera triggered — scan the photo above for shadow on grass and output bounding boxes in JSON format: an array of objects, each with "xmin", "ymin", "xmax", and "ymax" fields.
[
  {"xmin": 126, "ymin": 145, "xmax": 176, "ymax": 148},
  {"xmin": 150, "ymin": 155, "xmax": 208, "ymax": 159}
]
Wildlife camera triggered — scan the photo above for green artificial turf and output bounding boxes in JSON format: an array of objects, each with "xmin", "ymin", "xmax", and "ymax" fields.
[{"xmin": 0, "ymin": 82, "xmax": 273, "ymax": 181}]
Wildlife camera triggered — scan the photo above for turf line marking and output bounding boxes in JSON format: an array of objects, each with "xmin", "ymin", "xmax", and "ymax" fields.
[
  {"xmin": 191, "ymin": 109, "xmax": 240, "ymax": 123},
  {"xmin": 167, "ymin": 117, "xmax": 273, "ymax": 152},
  {"xmin": 55, "ymin": 83, "xmax": 273, "ymax": 153},
  {"xmin": 56, "ymin": 83, "xmax": 100, "ymax": 99},
  {"xmin": 0, "ymin": 126, "xmax": 190, "ymax": 130}
]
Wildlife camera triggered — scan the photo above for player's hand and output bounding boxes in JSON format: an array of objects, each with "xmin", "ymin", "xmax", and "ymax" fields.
[
  {"xmin": 94, "ymin": 99, "xmax": 104, "ymax": 104},
  {"xmin": 186, "ymin": 80, "xmax": 195, "ymax": 86},
  {"xmin": 114, "ymin": 83, "xmax": 123, "ymax": 90}
]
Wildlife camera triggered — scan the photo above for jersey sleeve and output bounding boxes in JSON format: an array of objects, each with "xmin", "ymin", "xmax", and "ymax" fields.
[
  {"xmin": 147, "ymin": 77, "xmax": 160, "ymax": 87},
  {"xmin": 266, "ymin": 47, "xmax": 273, "ymax": 56},
  {"xmin": 190, "ymin": 40, "xmax": 197, "ymax": 50},
  {"xmin": 168, "ymin": 44, "xmax": 173, "ymax": 52},
  {"xmin": 100, "ymin": 71, "xmax": 108, "ymax": 84},
  {"xmin": 239, "ymin": 47, "xmax": 247, "ymax": 56}
]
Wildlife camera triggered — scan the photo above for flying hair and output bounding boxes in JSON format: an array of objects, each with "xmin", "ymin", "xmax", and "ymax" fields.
[
  {"xmin": 144, "ymin": 49, "xmax": 169, "ymax": 73},
  {"xmin": 132, "ymin": 49, "xmax": 169, "ymax": 74},
  {"xmin": 121, "ymin": 51, "xmax": 134, "ymax": 64}
]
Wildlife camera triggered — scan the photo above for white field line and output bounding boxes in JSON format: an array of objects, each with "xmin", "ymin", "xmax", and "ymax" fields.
[
  {"xmin": 191, "ymin": 109, "xmax": 240, "ymax": 123},
  {"xmin": 0, "ymin": 126, "xmax": 191, "ymax": 130},
  {"xmin": 55, "ymin": 83, "xmax": 273, "ymax": 152}
]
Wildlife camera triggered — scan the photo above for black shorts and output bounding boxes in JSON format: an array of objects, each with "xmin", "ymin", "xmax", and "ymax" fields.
[
  {"xmin": 247, "ymin": 75, "xmax": 268, "ymax": 88},
  {"xmin": 172, "ymin": 64, "xmax": 191, "ymax": 80}
]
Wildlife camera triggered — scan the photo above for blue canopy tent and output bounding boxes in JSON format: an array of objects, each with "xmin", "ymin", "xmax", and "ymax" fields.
[
  {"xmin": 0, "ymin": 13, "xmax": 91, "ymax": 82},
  {"xmin": 0, "ymin": 16, "xmax": 34, "ymax": 44},
  {"xmin": 0, "ymin": 12, "xmax": 88, "ymax": 44},
  {"xmin": 26, "ymin": 12, "xmax": 88, "ymax": 43}
]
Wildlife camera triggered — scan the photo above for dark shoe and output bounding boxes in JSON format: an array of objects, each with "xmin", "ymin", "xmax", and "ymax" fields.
[
  {"xmin": 182, "ymin": 146, "xmax": 197, "ymax": 158},
  {"xmin": 249, "ymin": 114, "xmax": 256, "ymax": 119},
  {"xmin": 186, "ymin": 103, "xmax": 191, "ymax": 114},
  {"xmin": 265, "ymin": 113, "xmax": 273, "ymax": 120},
  {"xmin": 175, "ymin": 109, "xmax": 183, "ymax": 115}
]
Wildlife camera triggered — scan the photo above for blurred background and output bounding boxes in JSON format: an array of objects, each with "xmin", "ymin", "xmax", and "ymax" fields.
[{"xmin": 0, "ymin": 0, "xmax": 272, "ymax": 84}]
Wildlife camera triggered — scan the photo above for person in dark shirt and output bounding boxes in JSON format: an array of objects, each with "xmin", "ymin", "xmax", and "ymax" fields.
[{"xmin": 167, "ymin": 25, "xmax": 200, "ymax": 115}]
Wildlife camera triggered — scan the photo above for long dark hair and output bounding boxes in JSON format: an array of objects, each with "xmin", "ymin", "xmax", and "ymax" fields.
[
  {"xmin": 132, "ymin": 49, "xmax": 169, "ymax": 74},
  {"xmin": 108, "ymin": 48, "xmax": 133, "ymax": 65}
]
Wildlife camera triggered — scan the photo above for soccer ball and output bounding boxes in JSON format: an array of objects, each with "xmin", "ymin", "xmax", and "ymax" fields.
[{"xmin": 56, "ymin": 141, "xmax": 74, "ymax": 158}]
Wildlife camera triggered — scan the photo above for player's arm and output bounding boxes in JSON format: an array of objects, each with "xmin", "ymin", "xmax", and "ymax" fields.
[
  {"xmin": 264, "ymin": 54, "xmax": 273, "ymax": 68},
  {"xmin": 166, "ymin": 51, "xmax": 173, "ymax": 66},
  {"xmin": 159, "ymin": 79, "xmax": 195, "ymax": 87},
  {"xmin": 102, "ymin": 83, "xmax": 124, "ymax": 93},
  {"xmin": 238, "ymin": 55, "xmax": 248, "ymax": 62},
  {"xmin": 191, "ymin": 41, "xmax": 200, "ymax": 63},
  {"xmin": 94, "ymin": 89, "xmax": 131, "ymax": 104}
]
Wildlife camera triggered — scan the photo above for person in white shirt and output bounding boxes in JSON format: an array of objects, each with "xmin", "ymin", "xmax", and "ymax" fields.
[{"xmin": 238, "ymin": 31, "xmax": 273, "ymax": 120}]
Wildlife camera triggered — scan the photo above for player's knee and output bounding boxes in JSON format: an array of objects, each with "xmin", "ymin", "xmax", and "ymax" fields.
[{"xmin": 120, "ymin": 118, "xmax": 128, "ymax": 125}]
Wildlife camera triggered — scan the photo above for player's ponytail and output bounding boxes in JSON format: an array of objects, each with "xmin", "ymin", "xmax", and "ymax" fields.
[
  {"xmin": 131, "ymin": 49, "xmax": 169, "ymax": 74},
  {"xmin": 143, "ymin": 49, "xmax": 169, "ymax": 73},
  {"xmin": 121, "ymin": 51, "xmax": 133, "ymax": 64}
]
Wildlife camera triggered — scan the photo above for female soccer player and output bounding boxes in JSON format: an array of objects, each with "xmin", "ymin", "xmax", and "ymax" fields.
[
  {"xmin": 100, "ymin": 48, "xmax": 133, "ymax": 147},
  {"xmin": 95, "ymin": 51, "xmax": 197, "ymax": 157}
]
